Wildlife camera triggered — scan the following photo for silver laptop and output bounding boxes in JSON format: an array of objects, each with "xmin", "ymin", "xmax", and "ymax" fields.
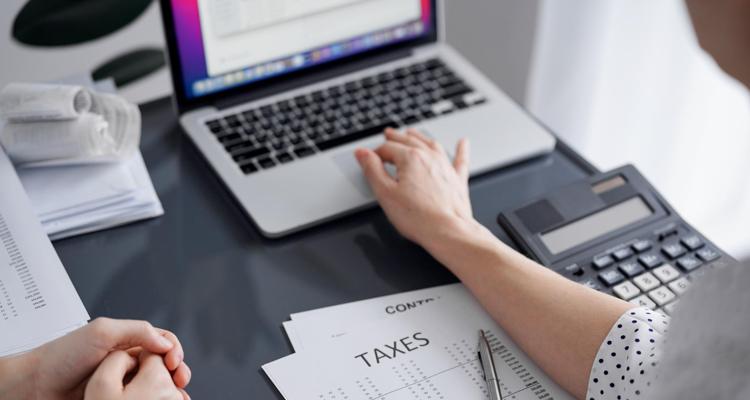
[{"xmin": 159, "ymin": 0, "xmax": 556, "ymax": 237}]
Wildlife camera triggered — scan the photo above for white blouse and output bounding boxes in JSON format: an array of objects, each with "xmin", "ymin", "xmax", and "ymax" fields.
[{"xmin": 586, "ymin": 307, "xmax": 669, "ymax": 400}]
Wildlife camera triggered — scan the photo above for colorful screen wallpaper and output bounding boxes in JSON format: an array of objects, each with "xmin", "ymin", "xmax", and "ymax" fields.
[{"xmin": 171, "ymin": 0, "xmax": 433, "ymax": 99}]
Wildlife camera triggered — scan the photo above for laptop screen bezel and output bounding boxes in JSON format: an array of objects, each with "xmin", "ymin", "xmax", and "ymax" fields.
[{"xmin": 159, "ymin": 0, "xmax": 440, "ymax": 113}]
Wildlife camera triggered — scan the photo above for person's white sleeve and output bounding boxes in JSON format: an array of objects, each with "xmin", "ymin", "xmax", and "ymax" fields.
[{"xmin": 586, "ymin": 307, "xmax": 670, "ymax": 400}]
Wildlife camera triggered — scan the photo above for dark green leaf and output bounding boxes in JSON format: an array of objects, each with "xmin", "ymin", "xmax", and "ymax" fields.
[
  {"xmin": 92, "ymin": 47, "xmax": 166, "ymax": 87},
  {"xmin": 13, "ymin": 0, "xmax": 153, "ymax": 47}
]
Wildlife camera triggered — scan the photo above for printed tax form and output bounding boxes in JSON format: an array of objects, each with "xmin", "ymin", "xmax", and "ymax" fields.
[
  {"xmin": 264, "ymin": 284, "xmax": 573, "ymax": 400},
  {"xmin": 0, "ymin": 147, "xmax": 89, "ymax": 356}
]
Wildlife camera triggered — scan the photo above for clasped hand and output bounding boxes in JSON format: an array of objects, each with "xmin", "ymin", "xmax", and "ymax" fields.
[{"xmin": 5, "ymin": 318, "xmax": 191, "ymax": 400}]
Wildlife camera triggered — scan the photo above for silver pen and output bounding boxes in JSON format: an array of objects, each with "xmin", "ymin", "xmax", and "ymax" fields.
[{"xmin": 478, "ymin": 329, "xmax": 503, "ymax": 400}]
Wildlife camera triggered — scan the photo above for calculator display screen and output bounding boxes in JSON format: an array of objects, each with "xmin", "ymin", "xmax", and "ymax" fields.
[{"xmin": 540, "ymin": 197, "xmax": 653, "ymax": 255}]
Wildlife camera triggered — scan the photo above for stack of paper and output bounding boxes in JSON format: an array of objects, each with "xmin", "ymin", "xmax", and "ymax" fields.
[
  {"xmin": 0, "ymin": 148, "xmax": 89, "ymax": 356},
  {"xmin": 264, "ymin": 284, "xmax": 574, "ymax": 400},
  {"xmin": 0, "ymin": 79, "xmax": 162, "ymax": 240},
  {"xmin": 16, "ymin": 152, "xmax": 163, "ymax": 240}
]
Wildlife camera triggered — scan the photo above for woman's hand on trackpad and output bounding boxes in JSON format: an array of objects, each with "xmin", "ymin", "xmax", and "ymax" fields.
[{"xmin": 355, "ymin": 128, "xmax": 479, "ymax": 248}]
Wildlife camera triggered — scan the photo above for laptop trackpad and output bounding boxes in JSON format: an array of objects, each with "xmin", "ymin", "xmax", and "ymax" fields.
[{"xmin": 332, "ymin": 149, "xmax": 397, "ymax": 198}]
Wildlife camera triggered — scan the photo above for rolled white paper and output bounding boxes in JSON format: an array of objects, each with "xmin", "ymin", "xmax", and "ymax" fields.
[
  {"xmin": 0, "ymin": 114, "xmax": 114, "ymax": 164},
  {"xmin": 89, "ymin": 93, "xmax": 141, "ymax": 159},
  {"xmin": 0, "ymin": 83, "xmax": 93, "ymax": 122},
  {"xmin": 0, "ymin": 83, "xmax": 141, "ymax": 167}
]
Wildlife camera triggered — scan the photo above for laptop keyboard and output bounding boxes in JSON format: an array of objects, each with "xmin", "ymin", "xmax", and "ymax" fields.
[{"xmin": 204, "ymin": 58, "xmax": 487, "ymax": 175}]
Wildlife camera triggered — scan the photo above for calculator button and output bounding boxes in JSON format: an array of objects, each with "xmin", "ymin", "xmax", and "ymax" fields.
[
  {"xmin": 680, "ymin": 235, "xmax": 704, "ymax": 251},
  {"xmin": 580, "ymin": 279, "xmax": 602, "ymax": 291},
  {"xmin": 619, "ymin": 262, "xmax": 645, "ymax": 278},
  {"xmin": 661, "ymin": 243, "xmax": 687, "ymax": 259},
  {"xmin": 696, "ymin": 247, "xmax": 720, "ymax": 263},
  {"xmin": 664, "ymin": 301, "xmax": 680, "ymax": 315},
  {"xmin": 668, "ymin": 277, "xmax": 691, "ymax": 295},
  {"xmin": 613, "ymin": 281, "xmax": 641, "ymax": 300},
  {"xmin": 638, "ymin": 253, "xmax": 663, "ymax": 269},
  {"xmin": 598, "ymin": 269, "xmax": 626, "ymax": 287},
  {"xmin": 676, "ymin": 256, "xmax": 702, "ymax": 272},
  {"xmin": 630, "ymin": 295, "xmax": 657, "ymax": 310},
  {"xmin": 564, "ymin": 264, "xmax": 584, "ymax": 277},
  {"xmin": 633, "ymin": 272, "xmax": 660, "ymax": 292},
  {"xmin": 612, "ymin": 248, "xmax": 634, "ymax": 261},
  {"xmin": 648, "ymin": 286, "xmax": 677, "ymax": 306},
  {"xmin": 592, "ymin": 255, "xmax": 615, "ymax": 270},
  {"xmin": 631, "ymin": 240, "xmax": 652, "ymax": 253},
  {"xmin": 652, "ymin": 264, "xmax": 680, "ymax": 283}
]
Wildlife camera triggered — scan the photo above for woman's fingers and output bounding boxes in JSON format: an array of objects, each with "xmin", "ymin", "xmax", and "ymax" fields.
[
  {"xmin": 355, "ymin": 148, "xmax": 395, "ymax": 198},
  {"xmin": 172, "ymin": 362, "xmax": 192, "ymax": 389},
  {"xmin": 453, "ymin": 138, "xmax": 470, "ymax": 181},
  {"xmin": 133, "ymin": 351, "xmax": 173, "ymax": 384},
  {"xmin": 155, "ymin": 329, "xmax": 184, "ymax": 372},
  {"xmin": 87, "ymin": 351, "xmax": 138, "ymax": 394},
  {"xmin": 385, "ymin": 128, "xmax": 428, "ymax": 149},
  {"xmin": 374, "ymin": 141, "xmax": 412, "ymax": 166},
  {"xmin": 406, "ymin": 128, "xmax": 443, "ymax": 152},
  {"xmin": 88, "ymin": 318, "xmax": 174, "ymax": 355},
  {"xmin": 125, "ymin": 351, "xmax": 185, "ymax": 400}
]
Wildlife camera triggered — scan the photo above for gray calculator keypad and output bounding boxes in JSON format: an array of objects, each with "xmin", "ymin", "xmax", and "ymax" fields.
[{"xmin": 574, "ymin": 228, "xmax": 724, "ymax": 315}]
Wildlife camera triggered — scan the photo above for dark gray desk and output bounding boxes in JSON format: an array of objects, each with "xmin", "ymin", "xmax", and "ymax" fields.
[{"xmin": 54, "ymin": 97, "xmax": 596, "ymax": 399}]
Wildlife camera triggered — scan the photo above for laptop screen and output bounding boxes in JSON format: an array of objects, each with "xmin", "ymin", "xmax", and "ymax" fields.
[{"xmin": 169, "ymin": 0, "xmax": 434, "ymax": 100}]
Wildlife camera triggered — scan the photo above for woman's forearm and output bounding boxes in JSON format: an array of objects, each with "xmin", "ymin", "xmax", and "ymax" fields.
[
  {"xmin": 355, "ymin": 130, "xmax": 634, "ymax": 399},
  {"xmin": 425, "ymin": 220, "xmax": 633, "ymax": 400},
  {"xmin": 0, "ymin": 353, "xmax": 36, "ymax": 400}
]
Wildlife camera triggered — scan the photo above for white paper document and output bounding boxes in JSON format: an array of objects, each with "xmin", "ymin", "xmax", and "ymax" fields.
[
  {"xmin": 286, "ymin": 284, "xmax": 466, "ymax": 352},
  {"xmin": 18, "ymin": 151, "xmax": 164, "ymax": 240},
  {"xmin": 0, "ymin": 148, "xmax": 89, "ymax": 356},
  {"xmin": 265, "ymin": 284, "xmax": 573, "ymax": 400}
]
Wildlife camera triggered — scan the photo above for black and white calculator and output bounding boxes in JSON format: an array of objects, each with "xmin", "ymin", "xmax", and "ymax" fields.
[{"xmin": 498, "ymin": 165, "xmax": 736, "ymax": 315}]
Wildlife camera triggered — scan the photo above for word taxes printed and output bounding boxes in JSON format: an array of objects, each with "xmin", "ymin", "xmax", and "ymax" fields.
[{"xmin": 355, "ymin": 332, "xmax": 430, "ymax": 367}]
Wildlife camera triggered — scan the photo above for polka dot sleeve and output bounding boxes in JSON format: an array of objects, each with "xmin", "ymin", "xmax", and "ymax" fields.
[{"xmin": 586, "ymin": 307, "xmax": 670, "ymax": 400}]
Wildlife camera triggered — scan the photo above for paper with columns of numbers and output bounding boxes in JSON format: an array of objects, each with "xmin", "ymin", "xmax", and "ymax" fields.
[
  {"xmin": 285, "ymin": 284, "xmax": 466, "ymax": 352},
  {"xmin": 0, "ymin": 148, "xmax": 89, "ymax": 356},
  {"xmin": 264, "ymin": 299, "xmax": 573, "ymax": 399}
]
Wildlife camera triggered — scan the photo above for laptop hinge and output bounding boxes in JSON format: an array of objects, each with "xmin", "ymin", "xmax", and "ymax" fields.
[{"xmin": 214, "ymin": 48, "xmax": 413, "ymax": 111}]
